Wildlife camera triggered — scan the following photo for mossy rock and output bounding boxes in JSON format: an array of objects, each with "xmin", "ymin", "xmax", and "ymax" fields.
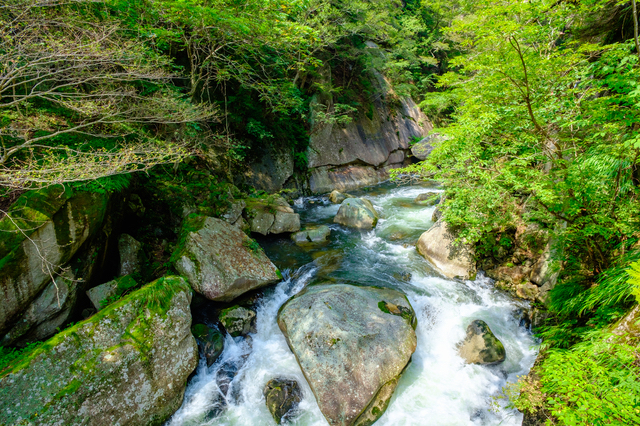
[
  {"xmin": 191, "ymin": 323, "xmax": 225, "ymax": 366},
  {"xmin": 0, "ymin": 276, "xmax": 198, "ymax": 425},
  {"xmin": 219, "ymin": 306, "xmax": 256, "ymax": 337},
  {"xmin": 264, "ymin": 378, "xmax": 302, "ymax": 424},
  {"xmin": 333, "ymin": 198, "xmax": 379, "ymax": 230},
  {"xmin": 458, "ymin": 320, "xmax": 506, "ymax": 365},
  {"xmin": 414, "ymin": 192, "xmax": 441, "ymax": 206}
]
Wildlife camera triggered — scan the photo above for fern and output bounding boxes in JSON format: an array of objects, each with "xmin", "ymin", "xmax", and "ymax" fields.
[{"xmin": 627, "ymin": 260, "xmax": 640, "ymax": 304}]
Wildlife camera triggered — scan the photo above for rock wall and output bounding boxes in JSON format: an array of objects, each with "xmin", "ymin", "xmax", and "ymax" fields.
[{"xmin": 307, "ymin": 70, "xmax": 431, "ymax": 194}]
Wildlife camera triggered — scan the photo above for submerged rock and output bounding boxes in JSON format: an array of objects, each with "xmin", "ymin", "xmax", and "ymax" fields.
[
  {"xmin": 414, "ymin": 192, "xmax": 441, "ymax": 206},
  {"xmin": 264, "ymin": 378, "xmax": 303, "ymax": 424},
  {"xmin": 333, "ymin": 198, "xmax": 379, "ymax": 230},
  {"xmin": 278, "ymin": 284, "xmax": 417, "ymax": 426},
  {"xmin": 219, "ymin": 306, "xmax": 256, "ymax": 337},
  {"xmin": 458, "ymin": 320, "xmax": 506, "ymax": 365},
  {"xmin": 416, "ymin": 220, "xmax": 476, "ymax": 279},
  {"xmin": 291, "ymin": 225, "xmax": 331, "ymax": 245},
  {"xmin": 328, "ymin": 190, "xmax": 354, "ymax": 204},
  {"xmin": 0, "ymin": 276, "xmax": 198, "ymax": 426},
  {"xmin": 173, "ymin": 215, "xmax": 280, "ymax": 302},
  {"xmin": 192, "ymin": 323, "xmax": 225, "ymax": 367}
]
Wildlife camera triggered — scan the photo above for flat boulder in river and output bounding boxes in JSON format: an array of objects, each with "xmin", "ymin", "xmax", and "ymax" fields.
[
  {"xmin": 333, "ymin": 198, "xmax": 379, "ymax": 230},
  {"xmin": 458, "ymin": 320, "xmax": 506, "ymax": 365},
  {"xmin": 174, "ymin": 215, "xmax": 280, "ymax": 302},
  {"xmin": 278, "ymin": 284, "xmax": 417, "ymax": 426},
  {"xmin": 0, "ymin": 276, "xmax": 198, "ymax": 425}
]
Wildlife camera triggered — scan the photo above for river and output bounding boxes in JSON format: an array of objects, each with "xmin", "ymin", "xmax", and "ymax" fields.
[{"xmin": 167, "ymin": 182, "xmax": 539, "ymax": 426}]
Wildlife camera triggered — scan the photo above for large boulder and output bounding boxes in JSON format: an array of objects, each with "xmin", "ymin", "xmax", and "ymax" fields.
[
  {"xmin": 245, "ymin": 196, "xmax": 301, "ymax": 236},
  {"xmin": 0, "ymin": 276, "xmax": 198, "ymax": 425},
  {"xmin": 278, "ymin": 284, "xmax": 417, "ymax": 426},
  {"xmin": 264, "ymin": 378, "xmax": 303, "ymax": 424},
  {"xmin": 458, "ymin": 320, "xmax": 506, "ymax": 365},
  {"xmin": 173, "ymin": 216, "xmax": 280, "ymax": 302},
  {"xmin": 416, "ymin": 221, "xmax": 476, "ymax": 279},
  {"xmin": 0, "ymin": 188, "xmax": 109, "ymax": 339},
  {"xmin": 333, "ymin": 198, "xmax": 379, "ymax": 230}
]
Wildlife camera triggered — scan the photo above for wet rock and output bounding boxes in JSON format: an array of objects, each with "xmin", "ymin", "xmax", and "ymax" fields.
[
  {"xmin": 416, "ymin": 220, "xmax": 476, "ymax": 279},
  {"xmin": 278, "ymin": 284, "xmax": 417, "ymax": 426},
  {"xmin": 264, "ymin": 378, "xmax": 303, "ymax": 424},
  {"xmin": 192, "ymin": 323, "xmax": 225, "ymax": 367},
  {"xmin": 86, "ymin": 275, "xmax": 138, "ymax": 311},
  {"xmin": 0, "ymin": 188, "xmax": 109, "ymax": 340},
  {"xmin": 173, "ymin": 216, "xmax": 280, "ymax": 302},
  {"xmin": 271, "ymin": 210, "xmax": 301, "ymax": 234},
  {"xmin": 309, "ymin": 165, "xmax": 388, "ymax": 195},
  {"xmin": 291, "ymin": 225, "xmax": 331, "ymax": 245},
  {"xmin": 458, "ymin": 320, "xmax": 506, "ymax": 365},
  {"xmin": 530, "ymin": 309, "xmax": 549, "ymax": 330},
  {"xmin": 414, "ymin": 192, "xmax": 441, "ymax": 206},
  {"xmin": 219, "ymin": 306, "xmax": 256, "ymax": 337},
  {"xmin": 333, "ymin": 198, "xmax": 379, "ymax": 230},
  {"xmin": 328, "ymin": 190, "xmax": 354, "ymax": 204},
  {"xmin": 118, "ymin": 234, "xmax": 144, "ymax": 276},
  {"xmin": 0, "ymin": 276, "xmax": 198, "ymax": 426}
]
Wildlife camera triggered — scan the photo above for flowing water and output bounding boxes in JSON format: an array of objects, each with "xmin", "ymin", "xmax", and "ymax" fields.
[{"xmin": 167, "ymin": 182, "xmax": 539, "ymax": 426}]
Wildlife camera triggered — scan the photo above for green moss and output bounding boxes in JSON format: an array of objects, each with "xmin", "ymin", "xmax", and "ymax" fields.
[
  {"xmin": 170, "ymin": 214, "xmax": 207, "ymax": 264},
  {"xmin": 378, "ymin": 301, "xmax": 391, "ymax": 314}
]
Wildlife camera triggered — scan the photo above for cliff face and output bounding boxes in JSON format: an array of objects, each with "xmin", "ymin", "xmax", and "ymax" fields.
[{"xmin": 307, "ymin": 71, "xmax": 431, "ymax": 194}]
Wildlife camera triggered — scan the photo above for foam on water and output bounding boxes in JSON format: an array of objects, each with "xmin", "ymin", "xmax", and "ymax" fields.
[{"xmin": 167, "ymin": 183, "xmax": 538, "ymax": 426}]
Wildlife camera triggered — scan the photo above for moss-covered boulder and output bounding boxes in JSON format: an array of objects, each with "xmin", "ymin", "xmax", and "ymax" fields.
[
  {"xmin": 219, "ymin": 305, "xmax": 256, "ymax": 337},
  {"xmin": 278, "ymin": 284, "xmax": 417, "ymax": 426},
  {"xmin": 333, "ymin": 198, "xmax": 379, "ymax": 230},
  {"xmin": 173, "ymin": 216, "xmax": 280, "ymax": 302},
  {"xmin": 0, "ymin": 276, "xmax": 198, "ymax": 425},
  {"xmin": 416, "ymin": 220, "xmax": 476, "ymax": 279},
  {"xmin": 0, "ymin": 188, "xmax": 109, "ymax": 340},
  {"xmin": 264, "ymin": 378, "xmax": 302, "ymax": 424},
  {"xmin": 86, "ymin": 275, "xmax": 138, "ymax": 311},
  {"xmin": 458, "ymin": 320, "xmax": 506, "ymax": 365},
  {"xmin": 192, "ymin": 323, "xmax": 225, "ymax": 366}
]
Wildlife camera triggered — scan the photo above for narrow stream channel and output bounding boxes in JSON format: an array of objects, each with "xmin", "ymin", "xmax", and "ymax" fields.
[{"xmin": 167, "ymin": 182, "xmax": 539, "ymax": 426}]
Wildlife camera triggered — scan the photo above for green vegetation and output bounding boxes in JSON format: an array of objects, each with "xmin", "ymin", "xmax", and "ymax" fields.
[{"xmin": 394, "ymin": 0, "xmax": 640, "ymax": 423}]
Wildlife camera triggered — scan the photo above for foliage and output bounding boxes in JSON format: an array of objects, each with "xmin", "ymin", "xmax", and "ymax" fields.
[{"xmin": 0, "ymin": 342, "xmax": 42, "ymax": 376}]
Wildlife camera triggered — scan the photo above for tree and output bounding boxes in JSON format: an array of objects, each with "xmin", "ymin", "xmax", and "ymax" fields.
[{"xmin": 0, "ymin": 0, "xmax": 216, "ymax": 190}]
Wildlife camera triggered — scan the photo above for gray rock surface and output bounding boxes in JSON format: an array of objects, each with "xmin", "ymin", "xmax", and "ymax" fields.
[
  {"xmin": 416, "ymin": 221, "xmax": 476, "ymax": 279},
  {"xmin": 245, "ymin": 144, "xmax": 294, "ymax": 193},
  {"xmin": 0, "ymin": 188, "xmax": 109, "ymax": 338},
  {"xmin": 173, "ymin": 216, "xmax": 280, "ymax": 302},
  {"xmin": 0, "ymin": 276, "xmax": 198, "ymax": 426},
  {"xmin": 223, "ymin": 200, "xmax": 247, "ymax": 224},
  {"xmin": 458, "ymin": 320, "xmax": 506, "ymax": 365},
  {"xmin": 118, "ymin": 234, "xmax": 144, "ymax": 276},
  {"xmin": 264, "ymin": 378, "xmax": 302, "ymax": 424},
  {"xmin": 0, "ymin": 271, "xmax": 77, "ymax": 347},
  {"xmin": 219, "ymin": 305, "xmax": 256, "ymax": 337},
  {"xmin": 278, "ymin": 284, "xmax": 417, "ymax": 426},
  {"xmin": 333, "ymin": 198, "xmax": 379, "ymax": 230}
]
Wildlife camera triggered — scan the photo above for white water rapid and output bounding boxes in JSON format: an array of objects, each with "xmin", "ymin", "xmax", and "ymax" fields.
[{"xmin": 167, "ymin": 183, "xmax": 539, "ymax": 426}]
